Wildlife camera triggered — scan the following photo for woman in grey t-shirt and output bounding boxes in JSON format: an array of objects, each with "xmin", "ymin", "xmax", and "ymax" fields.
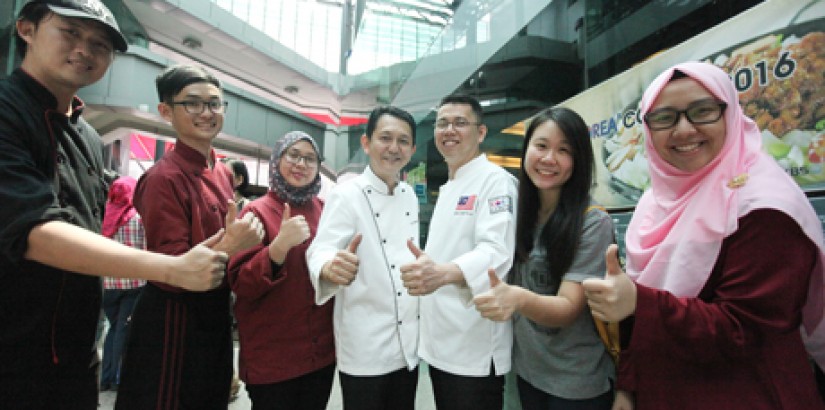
[{"xmin": 473, "ymin": 106, "xmax": 615, "ymax": 409}]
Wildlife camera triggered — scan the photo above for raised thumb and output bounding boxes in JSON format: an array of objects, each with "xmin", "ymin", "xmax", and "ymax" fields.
[
  {"xmin": 347, "ymin": 233, "xmax": 363, "ymax": 253},
  {"xmin": 605, "ymin": 244, "xmax": 622, "ymax": 278},
  {"xmin": 487, "ymin": 268, "xmax": 501, "ymax": 287},
  {"xmin": 282, "ymin": 203, "xmax": 292, "ymax": 221},
  {"xmin": 407, "ymin": 239, "xmax": 422, "ymax": 258},
  {"xmin": 225, "ymin": 199, "xmax": 238, "ymax": 224}
]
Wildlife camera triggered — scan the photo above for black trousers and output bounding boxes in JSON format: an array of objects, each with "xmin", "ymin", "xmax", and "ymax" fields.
[
  {"xmin": 339, "ymin": 367, "xmax": 419, "ymax": 410},
  {"xmin": 429, "ymin": 363, "xmax": 504, "ymax": 410},
  {"xmin": 0, "ymin": 357, "xmax": 98, "ymax": 410},
  {"xmin": 115, "ymin": 285, "xmax": 233, "ymax": 410},
  {"xmin": 245, "ymin": 363, "xmax": 336, "ymax": 410},
  {"xmin": 516, "ymin": 375, "xmax": 613, "ymax": 410}
]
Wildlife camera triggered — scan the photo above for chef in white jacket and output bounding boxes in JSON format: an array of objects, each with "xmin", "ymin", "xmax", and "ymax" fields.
[
  {"xmin": 307, "ymin": 106, "xmax": 420, "ymax": 410},
  {"xmin": 400, "ymin": 95, "xmax": 517, "ymax": 410}
]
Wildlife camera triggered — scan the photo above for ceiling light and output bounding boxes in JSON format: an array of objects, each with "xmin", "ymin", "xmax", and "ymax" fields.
[{"xmin": 182, "ymin": 36, "xmax": 202, "ymax": 49}]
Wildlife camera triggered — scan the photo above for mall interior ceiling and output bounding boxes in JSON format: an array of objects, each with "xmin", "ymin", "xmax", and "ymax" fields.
[{"xmin": 0, "ymin": 0, "xmax": 765, "ymax": 168}]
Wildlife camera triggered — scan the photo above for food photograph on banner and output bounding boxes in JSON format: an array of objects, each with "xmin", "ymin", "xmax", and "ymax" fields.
[{"xmin": 502, "ymin": 0, "xmax": 825, "ymax": 210}]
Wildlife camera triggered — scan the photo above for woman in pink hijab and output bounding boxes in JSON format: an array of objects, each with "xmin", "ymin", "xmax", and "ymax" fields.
[{"xmin": 583, "ymin": 61, "xmax": 825, "ymax": 409}]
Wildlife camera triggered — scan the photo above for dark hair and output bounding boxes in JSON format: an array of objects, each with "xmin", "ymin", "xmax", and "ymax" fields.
[
  {"xmin": 223, "ymin": 158, "xmax": 250, "ymax": 195},
  {"xmin": 438, "ymin": 94, "xmax": 484, "ymax": 124},
  {"xmin": 365, "ymin": 106, "xmax": 417, "ymax": 145},
  {"xmin": 156, "ymin": 65, "xmax": 221, "ymax": 104},
  {"xmin": 670, "ymin": 69, "xmax": 689, "ymax": 81},
  {"xmin": 515, "ymin": 107, "xmax": 595, "ymax": 282},
  {"xmin": 14, "ymin": 2, "xmax": 51, "ymax": 58}
]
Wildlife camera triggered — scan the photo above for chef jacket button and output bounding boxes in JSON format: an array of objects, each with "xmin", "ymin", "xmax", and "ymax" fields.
[
  {"xmin": 382, "ymin": 239, "xmax": 387, "ymax": 244},
  {"xmin": 397, "ymin": 321, "xmax": 402, "ymax": 325},
  {"xmin": 375, "ymin": 213, "xmax": 380, "ymax": 218},
  {"xmin": 367, "ymin": 189, "xmax": 372, "ymax": 194},
  {"xmin": 391, "ymin": 265, "xmax": 395, "ymax": 269},
  {"xmin": 397, "ymin": 292, "xmax": 402, "ymax": 296},
  {"xmin": 406, "ymin": 212, "xmax": 409, "ymax": 216}
]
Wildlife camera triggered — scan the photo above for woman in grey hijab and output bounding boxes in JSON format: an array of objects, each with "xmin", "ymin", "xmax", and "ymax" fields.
[{"xmin": 227, "ymin": 131, "xmax": 335, "ymax": 409}]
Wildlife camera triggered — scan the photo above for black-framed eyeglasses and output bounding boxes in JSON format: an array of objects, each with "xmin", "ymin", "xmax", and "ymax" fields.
[
  {"xmin": 169, "ymin": 99, "xmax": 229, "ymax": 115},
  {"xmin": 435, "ymin": 118, "xmax": 480, "ymax": 130},
  {"xmin": 283, "ymin": 150, "xmax": 319, "ymax": 168},
  {"xmin": 644, "ymin": 100, "xmax": 727, "ymax": 131}
]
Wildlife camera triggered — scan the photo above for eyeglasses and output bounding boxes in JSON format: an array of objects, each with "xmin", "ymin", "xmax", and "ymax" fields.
[
  {"xmin": 169, "ymin": 99, "xmax": 229, "ymax": 115},
  {"xmin": 644, "ymin": 100, "xmax": 727, "ymax": 131},
  {"xmin": 283, "ymin": 150, "xmax": 319, "ymax": 167},
  {"xmin": 435, "ymin": 118, "xmax": 479, "ymax": 130}
]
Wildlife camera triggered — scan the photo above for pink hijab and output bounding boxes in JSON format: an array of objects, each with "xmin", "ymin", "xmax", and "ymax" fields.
[
  {"xmin": 627, "ymin": 61, "xmax": 825, "ymax": 367},
  {"xmin": 102, "ymin": 176, "xmax": 138, "ymax": 238}
]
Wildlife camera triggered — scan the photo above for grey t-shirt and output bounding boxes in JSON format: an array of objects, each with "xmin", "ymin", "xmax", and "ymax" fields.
[{"xmin": 511, "ymin": 204, "xmax": 616, "ymax": 399}]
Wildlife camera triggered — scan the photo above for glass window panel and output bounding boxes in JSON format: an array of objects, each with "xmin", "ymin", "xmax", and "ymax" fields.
[
  {"xmin": 280, "ymin": 1, "xmax": 297, "ymax": 49},
  {"xmin": 248, "ymin": 2, "xmax": 265, "ymax": 31},
  {"xmin": 211, "ymin": 0, "xmax": 451, "ymax": 74},
  {"xmin": 231, "ymin": 0, "xmax": 249, "ymax": 21},
  {"xmin": 262, "ymin": 1, "xmax": 281, "ymax": 40},
  {"xmin": 310, "ymin": 8, "xmax": 328, "ymax": 69}
]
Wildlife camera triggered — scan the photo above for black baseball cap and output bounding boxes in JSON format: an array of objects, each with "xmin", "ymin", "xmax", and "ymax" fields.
[{"xmin": 21, "ymin": 0, "xmax": 128, "ymax": 52}]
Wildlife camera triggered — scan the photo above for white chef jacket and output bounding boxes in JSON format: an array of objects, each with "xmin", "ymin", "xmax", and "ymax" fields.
[
  {"xmin": 420, "ymin": 154, "xmax": 517, "ymax": 377},
  {"xmin": 307, "ymin": 166, "xmax": 420, "ymax": 376}
]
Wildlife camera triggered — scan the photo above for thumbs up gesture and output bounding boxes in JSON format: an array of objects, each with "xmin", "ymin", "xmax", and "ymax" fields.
[
  {"xmin": 400, "ymin": 240, "xmax": 442, "ymax": 296},
  {"xmin": 320, "ymin": 234, "xmax": 362, "ymax": 286},
  {"xmin": 269, "ymin": 203, "xmax": 311, "ymax": 263},
  {"xmin": 582, "ymin": 244, "xmax": 637, "ymax": 322},
  {"xmin": 217, "ymin": 199, "xmax": 264, "ymax": 257},
  {"xmin": 473, "ymin": 269, "xmax": 519, "ymax": 322}
]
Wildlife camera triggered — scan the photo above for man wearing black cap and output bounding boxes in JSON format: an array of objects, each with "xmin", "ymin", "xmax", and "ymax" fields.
[{"xmin": 0, "ymin": 1, "xmax": 229, "ymax": 408}]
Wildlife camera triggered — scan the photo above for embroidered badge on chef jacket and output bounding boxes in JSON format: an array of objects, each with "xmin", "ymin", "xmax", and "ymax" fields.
[
  {"xmin": 489, "ymin": 196, "xmax": 512, "ymax": 214},
  {"xmin": 456, "ymin": 195, "xmax": 476, "ymax": 210}
]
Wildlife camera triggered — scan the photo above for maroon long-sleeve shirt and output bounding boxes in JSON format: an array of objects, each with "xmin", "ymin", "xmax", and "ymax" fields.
[
  {"xmin": 228, "ymin": 192, "xmax": 335, "ymax": 385},
  {"xmin": 618, "ymin": 209, "xmax": 824, "ymax": 409}
]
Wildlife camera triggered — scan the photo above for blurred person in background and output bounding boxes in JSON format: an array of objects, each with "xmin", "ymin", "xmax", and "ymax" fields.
[
  {"xmin": 100, "ymin": 176, "xmax": 146, "ymax": 392},
  {"xmin": 224, "ymin": 158, "xmax": 252, "ymax": 211}
]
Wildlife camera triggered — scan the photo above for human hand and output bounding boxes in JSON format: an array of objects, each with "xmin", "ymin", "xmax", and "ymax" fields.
[
  {"xmin": 582, "ymin": 244, "xmax": 637, "ymax": 322},
  {"xmin": 219, "ymin": 200, "xmax": 264, "ymax": 256},
  {"xmin": 473, "ymin": 268, "xmax": 520, "ymax": 321},
  {"xmin": 612, "ymin": 390, "xmax": 634, "ymax": 410},
  {"xmin": 167, "ymin": 229, "xmax": 229, "ymax": 291},
  {"xmin": 320, "ymin": 234, "xmax": 362, "ymax": 285},
  {"xmin": 269, "ymin": 204, "xmax": 311, "ymax": 262},
  {"xmin": 400, "ymin": 240, "xmax": 442, "ymax": 296}
]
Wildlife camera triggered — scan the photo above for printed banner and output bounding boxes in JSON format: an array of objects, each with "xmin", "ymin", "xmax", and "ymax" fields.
[{"xmin": 558, "ymin": 0, "xmax": 825, "ymax": 209}]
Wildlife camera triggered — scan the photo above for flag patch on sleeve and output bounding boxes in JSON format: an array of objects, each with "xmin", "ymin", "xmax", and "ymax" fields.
[
  {"xmin": 456, "ymin": 195, "xmax": 476, "ymax": 210},
  {"xmin": 489, "ymin": 196, "xmax": 512, "ymax": 214}
]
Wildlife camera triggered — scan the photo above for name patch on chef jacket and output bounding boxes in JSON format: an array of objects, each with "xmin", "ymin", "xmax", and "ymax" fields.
[{"xmin": 488, "ymin": 195, "xmax": 512, "ymax": 214}]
